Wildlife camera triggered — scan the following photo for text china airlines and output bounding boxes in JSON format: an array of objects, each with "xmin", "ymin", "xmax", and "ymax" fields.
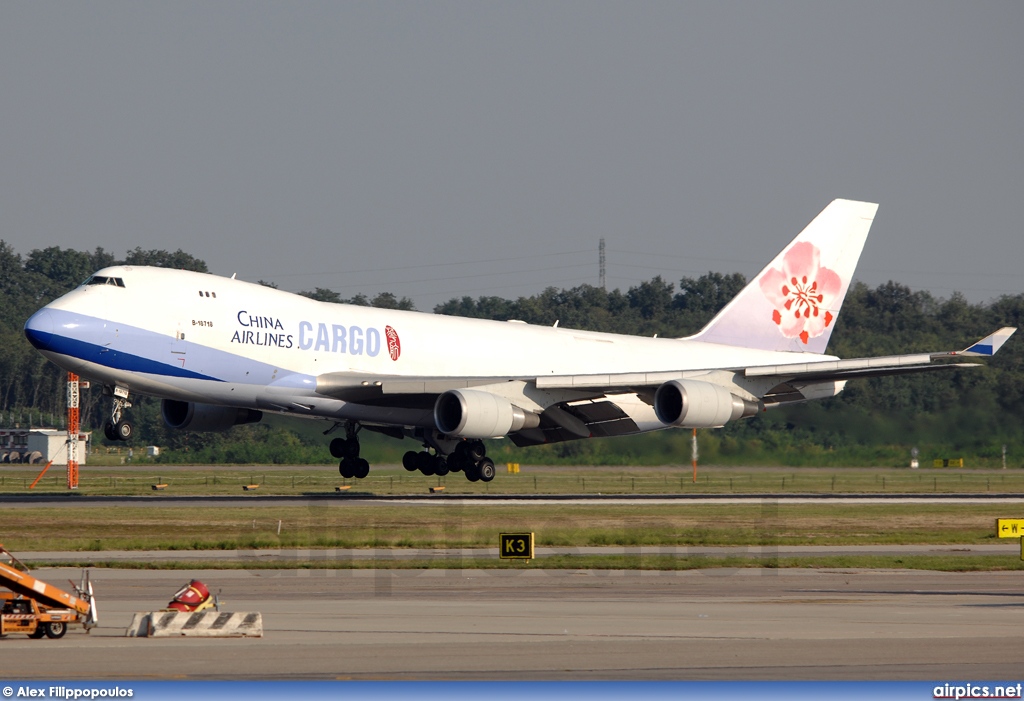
[{"xmin": 231, "ymin": 311, "xmax": 402, "ymax": 361}]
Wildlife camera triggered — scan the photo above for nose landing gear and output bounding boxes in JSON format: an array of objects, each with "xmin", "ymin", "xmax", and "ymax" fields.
[{"xmin": 103, "ymin": 391, "xmax": 134, "ymax": 442}]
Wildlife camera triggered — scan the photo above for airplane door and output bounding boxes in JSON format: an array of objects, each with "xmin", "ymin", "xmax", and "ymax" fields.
[{"xmin": 170, "ymin": 323, "xmax": 188, "ymax": 369}]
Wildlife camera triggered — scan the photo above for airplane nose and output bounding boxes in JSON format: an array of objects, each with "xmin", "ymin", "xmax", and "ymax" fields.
[{"xmin": 24, "ymin": 309, "xmax": 55, "ymax": 350}]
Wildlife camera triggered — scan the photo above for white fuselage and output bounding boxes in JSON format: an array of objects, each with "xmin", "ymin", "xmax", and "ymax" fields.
[{"xmin": 26, "ymin": 266, "xmax": 832, "ymax": 432}]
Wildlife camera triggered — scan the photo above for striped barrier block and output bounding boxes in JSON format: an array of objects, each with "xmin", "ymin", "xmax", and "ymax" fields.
[{"xmin": 125, "ymin": 611, "xmax": 263, "ymax": 638}]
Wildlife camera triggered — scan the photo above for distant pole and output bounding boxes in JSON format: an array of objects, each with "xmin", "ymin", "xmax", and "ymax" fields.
[
  {"xmin": 691, "ymin": 428, "xmax": 698, "ymax": 483},
  {"xmin": 1003, "ymin": 444, "xmax": 1007, "ymax": 470},
  {"xmin": 599, "ymin": 238, "xmax": 606, "ymax": 290}
]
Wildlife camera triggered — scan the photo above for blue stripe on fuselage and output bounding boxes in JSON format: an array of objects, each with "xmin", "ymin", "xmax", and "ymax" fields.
[
  {"xmin": 25, "ymin": 328, "xmax": 223, "ymax": 382},
  {"xmin": 25, "ymin": 308, "xmax": 314, "ymax": 387}
]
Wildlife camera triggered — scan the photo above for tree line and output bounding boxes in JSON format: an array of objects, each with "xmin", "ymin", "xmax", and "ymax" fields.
[{"xmin": 1, "ymin": 241, "xmax": 1021, "ymax": 466}]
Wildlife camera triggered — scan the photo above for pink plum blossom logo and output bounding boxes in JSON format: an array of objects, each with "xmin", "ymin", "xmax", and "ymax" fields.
[{"xmin": 758, "ymin": 241, "xmax": 842, "ymax": 345}]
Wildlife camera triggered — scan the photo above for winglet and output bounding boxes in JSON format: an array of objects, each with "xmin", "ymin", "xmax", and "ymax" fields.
[{"xmin": 957, "ymin": 327, "xmax": 1017, "ymax": 357}]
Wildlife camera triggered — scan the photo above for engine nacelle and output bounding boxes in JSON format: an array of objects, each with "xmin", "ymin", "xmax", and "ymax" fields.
[
  {"xmin": 434, "ymin": 389, "xmax": 540, "ymax": 439},
  {"xmin": 654, "ymin": 379, "xmax": 761, "ymax": 428},
  {"xmin": 161, "ymin": 399, "xmax": 263, "ymax": 432}
]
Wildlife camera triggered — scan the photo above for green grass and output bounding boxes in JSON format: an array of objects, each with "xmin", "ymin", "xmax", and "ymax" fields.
[
  {"xmin": 2, "ymin": 502, "xmax": 1018, "ymax": 552},
  {"xmin": 5, "ymin": 465, "xmax": 1023, "ymax": 571},
  {"xmin": 2, "ymin": 464, "xmax": 1024, "ymax": 496}
]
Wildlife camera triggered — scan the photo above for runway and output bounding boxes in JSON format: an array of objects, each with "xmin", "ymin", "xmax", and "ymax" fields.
[
  {"xmin": 9, "ymin": 543, "xmax": 1022, "ymax": 564},
  {"xmin": 4, "ymin": 493, "xmax": 1024, "ymax": 507},
  {"xmin": 2, "ymin": 567, "xmax": 1023, "ymax": 680}
]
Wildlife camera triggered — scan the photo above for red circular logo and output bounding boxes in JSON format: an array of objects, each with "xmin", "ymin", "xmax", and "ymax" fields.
[{"xmin": 385, "ymin": 326, "xmax": 401, "ymax": 361}]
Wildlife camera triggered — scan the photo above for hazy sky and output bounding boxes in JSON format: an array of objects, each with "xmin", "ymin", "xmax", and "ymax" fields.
[{"xmin": 2, "ymin": 2, "xmax": 1021, "ymax": 310}]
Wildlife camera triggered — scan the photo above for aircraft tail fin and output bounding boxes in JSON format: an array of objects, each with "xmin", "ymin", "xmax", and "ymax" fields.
[{"xmin": 687, "ymin": 199, "xmax": 878, "ymax": 354}]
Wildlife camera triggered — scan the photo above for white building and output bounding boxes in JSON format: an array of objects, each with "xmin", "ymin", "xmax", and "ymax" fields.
[{"xmin": 0, "ymin": 428, "xmax": 90, "ymax": 465}]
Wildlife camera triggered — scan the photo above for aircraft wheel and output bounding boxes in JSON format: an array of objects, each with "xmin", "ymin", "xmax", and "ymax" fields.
[
  {"xmin": 353, "ymin": 458, "xmax": 370, "ymax": 479},
  {"xmin": 104, "ymin": 421, "xmax": 118, "ymax": 441},
  {"xmin": 433, "ymin": 456, "xmax": 449, "ymax": 476},
  {"xmin": 464, "ymin": 463, "xmax": 481, "ymax": 482},
  {"xmin": 45, "ymin": 622, "xmax": 67, "ymax": 639},
  {"xmin": 339, "ymin": 459, "xmax": 355, "ymax": 479},
  {"xmin": 447, "ymin": 454, "xmax": 466, "ymax": 473},
  {"xmin": 116, "ymin": 421, "xmax": 133, "ymax": 442},
  {"xmin": 477, "ymin": 458, "xmax": 496, "ymax": 483},
  {"xmin": 330, "ymin": 437, "xmax": 359, "ymax": 459},
  {"xmin": 402, "ymin": 451, "xmax": 419, "ymax": 472},
  {"xmin": 29, "ymin": 627, "xmax": 46, "ymax": 639},
  {"xmin": 466, "ymin": 439, "xmax": 486, "ymax": 462}
]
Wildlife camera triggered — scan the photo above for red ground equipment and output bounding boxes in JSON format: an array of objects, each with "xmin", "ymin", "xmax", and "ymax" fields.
[{"xmin": 166, "ymin": 580, "xmax": 215, "ymax": 612}]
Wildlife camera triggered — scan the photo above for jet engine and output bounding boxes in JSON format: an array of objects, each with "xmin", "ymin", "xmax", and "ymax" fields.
[
  {"xmin": 161, "ymin": 399, "xmax": 263, "ymax": 432},
  {"xmin": 653, "ymin": 379, "xmax": 761, "ymax": 428},
  {"xmin": 434, "ymin": 389, "xmax": 540, "ymax": 439}
]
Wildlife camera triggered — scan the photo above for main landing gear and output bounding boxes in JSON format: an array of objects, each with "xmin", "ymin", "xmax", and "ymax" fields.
[
  {"xmin": 327, "ymin": 424, "xmax": 496, "ymax": 483},
  {"xmin": 330, "ymin": 423, "xmax": 369, "ymax": 479},
  {"xmin": 402, "ymin": 439, "xmax": 496, "ymax": 483},
  {"xmin": 103, "ymin": 390, "xmax": 134, "ymax": 442}
]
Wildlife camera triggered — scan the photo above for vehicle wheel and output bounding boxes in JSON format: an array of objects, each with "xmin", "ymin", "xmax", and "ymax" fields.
[
  {"xmin": 417, "ymin": 451, "xmax": 436, "ymax": 476},
  {"xmin": 402, "ymin": 451, "xmax": 419, "ymax": 471},
  {"xmin": 353, "ymin": 458, "xmax": 370, "ymax": 479},
  {"xmin": 29, "ymin": 627, "xmax": 46, "ymax": 639},
  {"xmin": 329, "ymin": 438, "xmax": 345, "ymax": 459},
  {"xmin": 433, "ymin": 456, "xmax": 449, "ymax": 476},
  {"xmin": 116, "ymin": 421, "xmax": 133, "ymax": 441},
  {"xmin": 465, "ymin": 463, "xmax": 481, "ymax": 482},
  {"xmin": 104, "ymin": 421, "xmax": 118, "ymax": 441},
  {"xmin": 477, "ymin": 458, "xmax": 496, "ymax": 483},
  {"xmin": 338, "ymin": 459, "xmax": 355, "ymax": 479},
  {"xmin": 45, "ymin": 621, "xmax": 67, "ymax": 639}
]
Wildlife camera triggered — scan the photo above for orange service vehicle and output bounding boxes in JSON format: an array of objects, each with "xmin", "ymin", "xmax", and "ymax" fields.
[{"xmin": 0, "ymin": 544, "xmax": 98, "ymax": 639}]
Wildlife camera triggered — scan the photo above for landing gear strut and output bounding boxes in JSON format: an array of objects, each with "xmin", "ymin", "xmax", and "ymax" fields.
[
  {"xmin": 103, "ymin": 390, "xmax": 133, "ymax": 442},
  {"xmin": 331, "ymin": 422, "xmax": 369, "ymax": 479}
]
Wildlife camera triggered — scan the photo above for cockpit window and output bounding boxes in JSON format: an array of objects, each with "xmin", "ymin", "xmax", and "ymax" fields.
[{"xmin": 85, "ymin": 276, "xmax": 125, "ymax": 287}]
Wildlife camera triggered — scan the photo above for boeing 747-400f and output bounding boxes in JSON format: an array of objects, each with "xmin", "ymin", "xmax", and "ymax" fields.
[{"xmin": 23, "ymin": 200, "xmax": 1015, "ymax": 481}]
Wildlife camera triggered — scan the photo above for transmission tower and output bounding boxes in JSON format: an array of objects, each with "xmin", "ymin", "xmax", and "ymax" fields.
[{"xmin": 599, "ymin": 238, "xmax": 606, "ymax": 290}]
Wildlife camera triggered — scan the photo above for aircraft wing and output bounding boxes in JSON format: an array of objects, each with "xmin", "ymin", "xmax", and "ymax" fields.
[
  {"xmin": 535, "ymin": 327, "xmax": 1017, "ymax": 390},
  {"xmin": 314, "ymin": 328, "xmax": 1016, "ymax": 444}
]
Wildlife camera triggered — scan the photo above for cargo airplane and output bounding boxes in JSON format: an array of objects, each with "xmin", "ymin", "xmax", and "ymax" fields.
[{"xmin": 23, "ymin": 200, "xmax": 1015, "ymax": 481}]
